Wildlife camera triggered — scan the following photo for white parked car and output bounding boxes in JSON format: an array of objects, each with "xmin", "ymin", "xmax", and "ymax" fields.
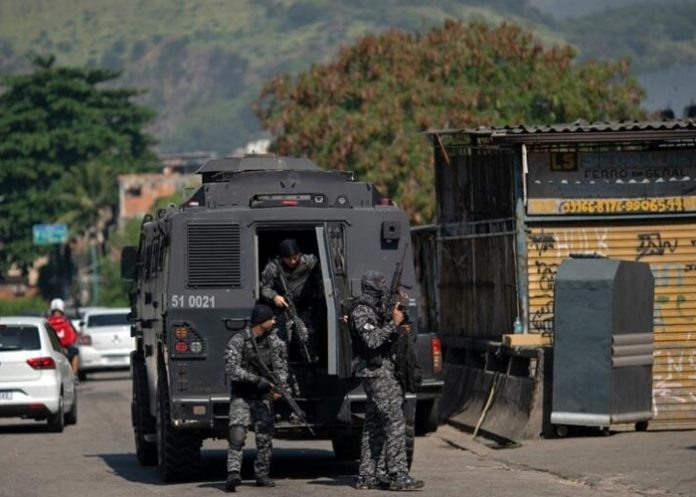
[
  {"xmin": 0, "ymin": 316, "xmax": 78, "ymax": 432},
  {"xmin": 77, "ymin": 307, "xmax": 134, "ymax": 381}
]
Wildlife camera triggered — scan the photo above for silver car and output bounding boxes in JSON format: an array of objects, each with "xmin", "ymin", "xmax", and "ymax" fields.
[
  {"xmin": 0, "ymin": 316, "xmax": 78, "ymax": 432},
  {"xmin": 77, "ymin": 308, "xmax": 134, "ymax": 380}
]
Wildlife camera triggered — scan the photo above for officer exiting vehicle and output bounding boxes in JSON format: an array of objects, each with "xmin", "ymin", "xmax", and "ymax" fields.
[
  {"xmin": 349, "ymin": 270, "xmax": 424, "ymax": 491},
  {"xmin": 224, "ymin": 304, "xmax": 289, "ymax": 492},
  {"xmin": 260, "ymin": 238, "xmax": 322, "ymax": 362}
]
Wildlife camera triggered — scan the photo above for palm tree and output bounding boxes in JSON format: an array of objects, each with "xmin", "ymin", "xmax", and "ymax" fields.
[
  {"xmin": 56, "ymin": 160, "xmax": 117, "ymax": 241},
  {"xmin": 55, "ymin": 160, "xmax": 119, "ymax": 305}
]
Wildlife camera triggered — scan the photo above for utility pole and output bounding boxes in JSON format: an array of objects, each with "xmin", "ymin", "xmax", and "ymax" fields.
[{"xmin": 89, "ymin": 231, "xmax": 100, "ymax": 305}]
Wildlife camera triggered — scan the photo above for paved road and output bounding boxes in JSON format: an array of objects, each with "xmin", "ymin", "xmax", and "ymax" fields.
[{"xmin": 0, "ymin": 373, "xmax": 694, "ymax": 497}]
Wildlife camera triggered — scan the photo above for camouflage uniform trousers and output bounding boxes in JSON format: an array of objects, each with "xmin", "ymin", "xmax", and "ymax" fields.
[
  {"xmin": 359, "ymin": 370, "xmax": 408, "ymax": 480},
  {"xmin": 227, "ymin": 396, "xmax": 275, "ymax": 478}
]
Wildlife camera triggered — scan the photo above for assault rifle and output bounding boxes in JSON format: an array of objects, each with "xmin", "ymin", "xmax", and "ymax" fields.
[
  {"xmin": 383, "ymin": 244, "xmax": 411, "ymax": 325},
  {"xmin": 249, "ymin": 336, "xmax": 316, "ymax": 436},
  {"xmin": 385, "ymin": 243, "xmax": 423, "ymax": 393},
  {"xmin": 275, "ymin": 259, "xmax": 316, "ymax": 363}
]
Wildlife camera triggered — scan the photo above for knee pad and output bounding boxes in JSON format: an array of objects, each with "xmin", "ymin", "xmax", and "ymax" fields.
[{"xmin": 229, "ymin": 425, "xmax": 246, "ymax": 451}]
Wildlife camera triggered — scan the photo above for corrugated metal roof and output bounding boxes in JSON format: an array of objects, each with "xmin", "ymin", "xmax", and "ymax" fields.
[{"xmin": 427, "ymin": 119, "xmax": 696, "ymax": 143}]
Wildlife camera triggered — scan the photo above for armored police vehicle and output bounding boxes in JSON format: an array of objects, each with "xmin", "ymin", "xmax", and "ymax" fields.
[{"xmin": 121, "ymin": 155, "xmax": 443, "ymax": 481}]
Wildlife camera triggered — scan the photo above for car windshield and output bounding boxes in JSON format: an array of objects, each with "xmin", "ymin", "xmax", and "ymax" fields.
[
  {"xmin": 87, "ymin": 313, "xmax": 129, "ymax": 327},
  {"xmin": 0, "ymin": 325, "xmax": 41, "ymax": 351}
]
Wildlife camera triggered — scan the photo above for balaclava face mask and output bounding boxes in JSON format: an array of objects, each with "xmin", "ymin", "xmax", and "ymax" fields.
[{"xmin": 360, "ymin": 270, "xmax": 387, "ymax": 309}]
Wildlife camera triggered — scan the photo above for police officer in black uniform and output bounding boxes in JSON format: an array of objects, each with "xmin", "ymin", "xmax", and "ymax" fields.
[
  {"xmin": 260, "ymin": 238, "xmax": 322, "ymax": 361},
  {"xmin": 224, "ymin": 304, "xmax": 289, "ymax": 492},
  {"xmin": 349, "ymin": 270, "xmax": 424, "ymax": 491}
]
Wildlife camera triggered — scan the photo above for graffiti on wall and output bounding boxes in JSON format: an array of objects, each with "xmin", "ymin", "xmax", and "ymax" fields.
[{"xmin": 528, "ymin": 225, "xmax": 696, "ymax": 420}]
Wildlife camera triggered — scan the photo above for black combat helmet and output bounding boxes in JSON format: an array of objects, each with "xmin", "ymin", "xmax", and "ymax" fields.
[
  {"xmin": 251, "ymin": 304, "xmax": 275, "ymax": 325},
  {"xmin": 278, "ymin": 239, "xmax": 300, "ymax": 258}
]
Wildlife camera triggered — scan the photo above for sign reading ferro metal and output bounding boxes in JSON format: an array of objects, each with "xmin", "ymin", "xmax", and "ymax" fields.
[{"xmin": 527, "ymin": 150, "xmax": 696, "ymax": 215}]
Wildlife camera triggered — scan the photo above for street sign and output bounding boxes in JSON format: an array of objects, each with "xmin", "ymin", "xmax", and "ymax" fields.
[{"xmin": 32, "ymin": 224, "xmax": 68, "ymax": 245}]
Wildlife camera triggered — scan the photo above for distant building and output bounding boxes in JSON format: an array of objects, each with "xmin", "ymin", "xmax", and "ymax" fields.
[{"xmin": 117, "ymin": 152, "xmax": 215, "ymax": 227}]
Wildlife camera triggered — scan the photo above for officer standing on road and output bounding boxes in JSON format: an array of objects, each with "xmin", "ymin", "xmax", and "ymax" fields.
[
  {"xmin": 224, "ymin": 304, "xmax": 289, "ymax": 492},
  {"xmin": 260, "ymin": 238, "xmax": 321, "ymax": 361},
  {"xmin": 349, "ymin": 270, "xmax": 424, "ymax": 491}
]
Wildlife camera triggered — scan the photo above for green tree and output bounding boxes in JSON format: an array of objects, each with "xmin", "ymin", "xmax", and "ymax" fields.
[
  {"xmin": 0, "ymin": 55, "xmax": 157, "ymax": 274},
  {"xmin": 255, "ymin": 20, "xmax": 645, "ymax": 223},
  {"xmin": 56, "ymin": 160, "xmax": 117, "ymax": 238}
]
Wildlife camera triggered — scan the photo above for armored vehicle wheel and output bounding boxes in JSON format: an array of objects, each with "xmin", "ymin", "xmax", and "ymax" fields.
[
  {"xmin": 131, "ymin": 352, "xmax": 156, "ymax": 466},
  {"xmin": 332, "ymin": 434, "xmax": 362, "ymax": 460},
  {"xmin": 156, "ymin": 371, "xmax": 201, "ymax": 481}
]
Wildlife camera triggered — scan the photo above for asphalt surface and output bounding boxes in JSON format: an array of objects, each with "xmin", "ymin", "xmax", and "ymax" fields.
[{"xmin": 0, "ymin": 372, "xmax": 694, "ymax": 497}]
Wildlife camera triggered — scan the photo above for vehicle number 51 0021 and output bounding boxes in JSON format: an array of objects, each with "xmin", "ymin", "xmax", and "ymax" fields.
[{"xmin": 171, "ymin": 295, "xmax": 216, "ymax": 308}]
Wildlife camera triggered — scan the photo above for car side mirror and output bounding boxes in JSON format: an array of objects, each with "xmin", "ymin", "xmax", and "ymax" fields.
[{"xmin": 121, "ymin": 246, "xmax": 138, "ymax": 281}]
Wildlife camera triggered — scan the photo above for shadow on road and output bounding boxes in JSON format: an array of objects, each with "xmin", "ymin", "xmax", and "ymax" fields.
[
  {"xmin": 0, "ymin": 421, "xmax": 54, "ymax": 434},
  {"xmin": 79, "ymin": 371, "xmax": 131, "ymax": 383},
  {"xmin": 90, "ymin": 447, "xmax": 358, "ymax": 487}
]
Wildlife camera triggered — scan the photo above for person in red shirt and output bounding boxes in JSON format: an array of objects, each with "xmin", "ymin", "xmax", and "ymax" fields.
[{"xmin": 47, "ymin": 298, "xmax": 80, "ymax": 376}]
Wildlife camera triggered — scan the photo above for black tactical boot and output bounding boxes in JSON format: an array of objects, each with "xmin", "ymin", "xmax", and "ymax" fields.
[
  {"xmin": 225, "ymin": 472, "xmax": 241, "ymax": 492},
  {"xmin": 256, "ymin": 476, "xmax": 276, "ymax": 487},
  {"xmin": 388, "ymin": 474, "xmax": 425, "ymax": 491},
  {"xmin": 353, "ymin": 476, "xmax": 380, "ymax": 490}
]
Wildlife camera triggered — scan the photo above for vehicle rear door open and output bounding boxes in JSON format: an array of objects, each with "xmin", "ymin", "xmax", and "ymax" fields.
[{"xmin": 316, "ymin": 223, "xmax": 352, "ymax": 377}]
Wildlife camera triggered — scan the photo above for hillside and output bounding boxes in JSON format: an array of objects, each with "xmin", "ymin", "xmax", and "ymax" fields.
[{"xmin": 0, "ymin": 0, "xmax": 694, "ymax": 154}]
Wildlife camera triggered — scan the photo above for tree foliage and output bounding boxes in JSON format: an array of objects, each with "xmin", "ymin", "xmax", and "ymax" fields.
[
  {"xmin": 0, "ymin": 55, "xmax": 157, "ymax": 273},
  {"xmin": 255, "ymin": 20, "xmax": 645, "ymax": 223}
]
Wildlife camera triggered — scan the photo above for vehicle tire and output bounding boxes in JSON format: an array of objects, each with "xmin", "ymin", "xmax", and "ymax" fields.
[
  {"xmin": 635, "ymin": 421, "xmax": 649, "ymax": 432},
  {"xmin": 47, "ymin": 393, "xmax": 65, "ymax": 433},
  {"xmin": 132, "ymin": 352, "xmax": 156, "ymax": 466},
  {"xmin": 415, "ymin": 398, "xmax": 440, "ymax": 436},
  {"xmin": 64, "ymin": 392, "xmax": 78, "ymax": 425},
  {"xmin": 156, "ymin": 370, "xmax": 201, "ymax": 482},
  {"xmin": 331, "ymin": 434, "xmax": 362, "ymax": 461},
  {"xmin": 78, "ymin": 370, "xmax": 87, "ymax": 382},
  {"xmin": 553, "ymin": 424, "xmax": 569, "ymax": 438}
]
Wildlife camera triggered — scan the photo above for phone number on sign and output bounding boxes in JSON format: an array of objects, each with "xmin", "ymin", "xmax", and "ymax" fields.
[{"xmin": 559, "ymin": 198, "xmax": 686, "ymax": 214}]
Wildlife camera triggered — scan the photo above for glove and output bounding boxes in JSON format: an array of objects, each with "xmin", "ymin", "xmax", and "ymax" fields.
[{"xmin": 257, "ymin": 377, "xmax": 273, "ymax": 392}]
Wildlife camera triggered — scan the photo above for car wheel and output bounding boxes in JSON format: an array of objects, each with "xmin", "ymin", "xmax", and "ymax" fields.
[
  {"xmin": 415, "ymin": 398, "xmax": 440, "ymax": 435},
  {"xmin": 78, "ymin": 370, "xmax": 87, "ymax": 382},
  {"xmin": 65, "ymin": 391, "xmax": 78, "ymax": 425},
  {"xmin": 553, "ymin": 424, "xmax": 569, "ymax": 438},
  {"xmin": 47, "ymin": 394, "xmax": 65, "ymax": 433}
]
